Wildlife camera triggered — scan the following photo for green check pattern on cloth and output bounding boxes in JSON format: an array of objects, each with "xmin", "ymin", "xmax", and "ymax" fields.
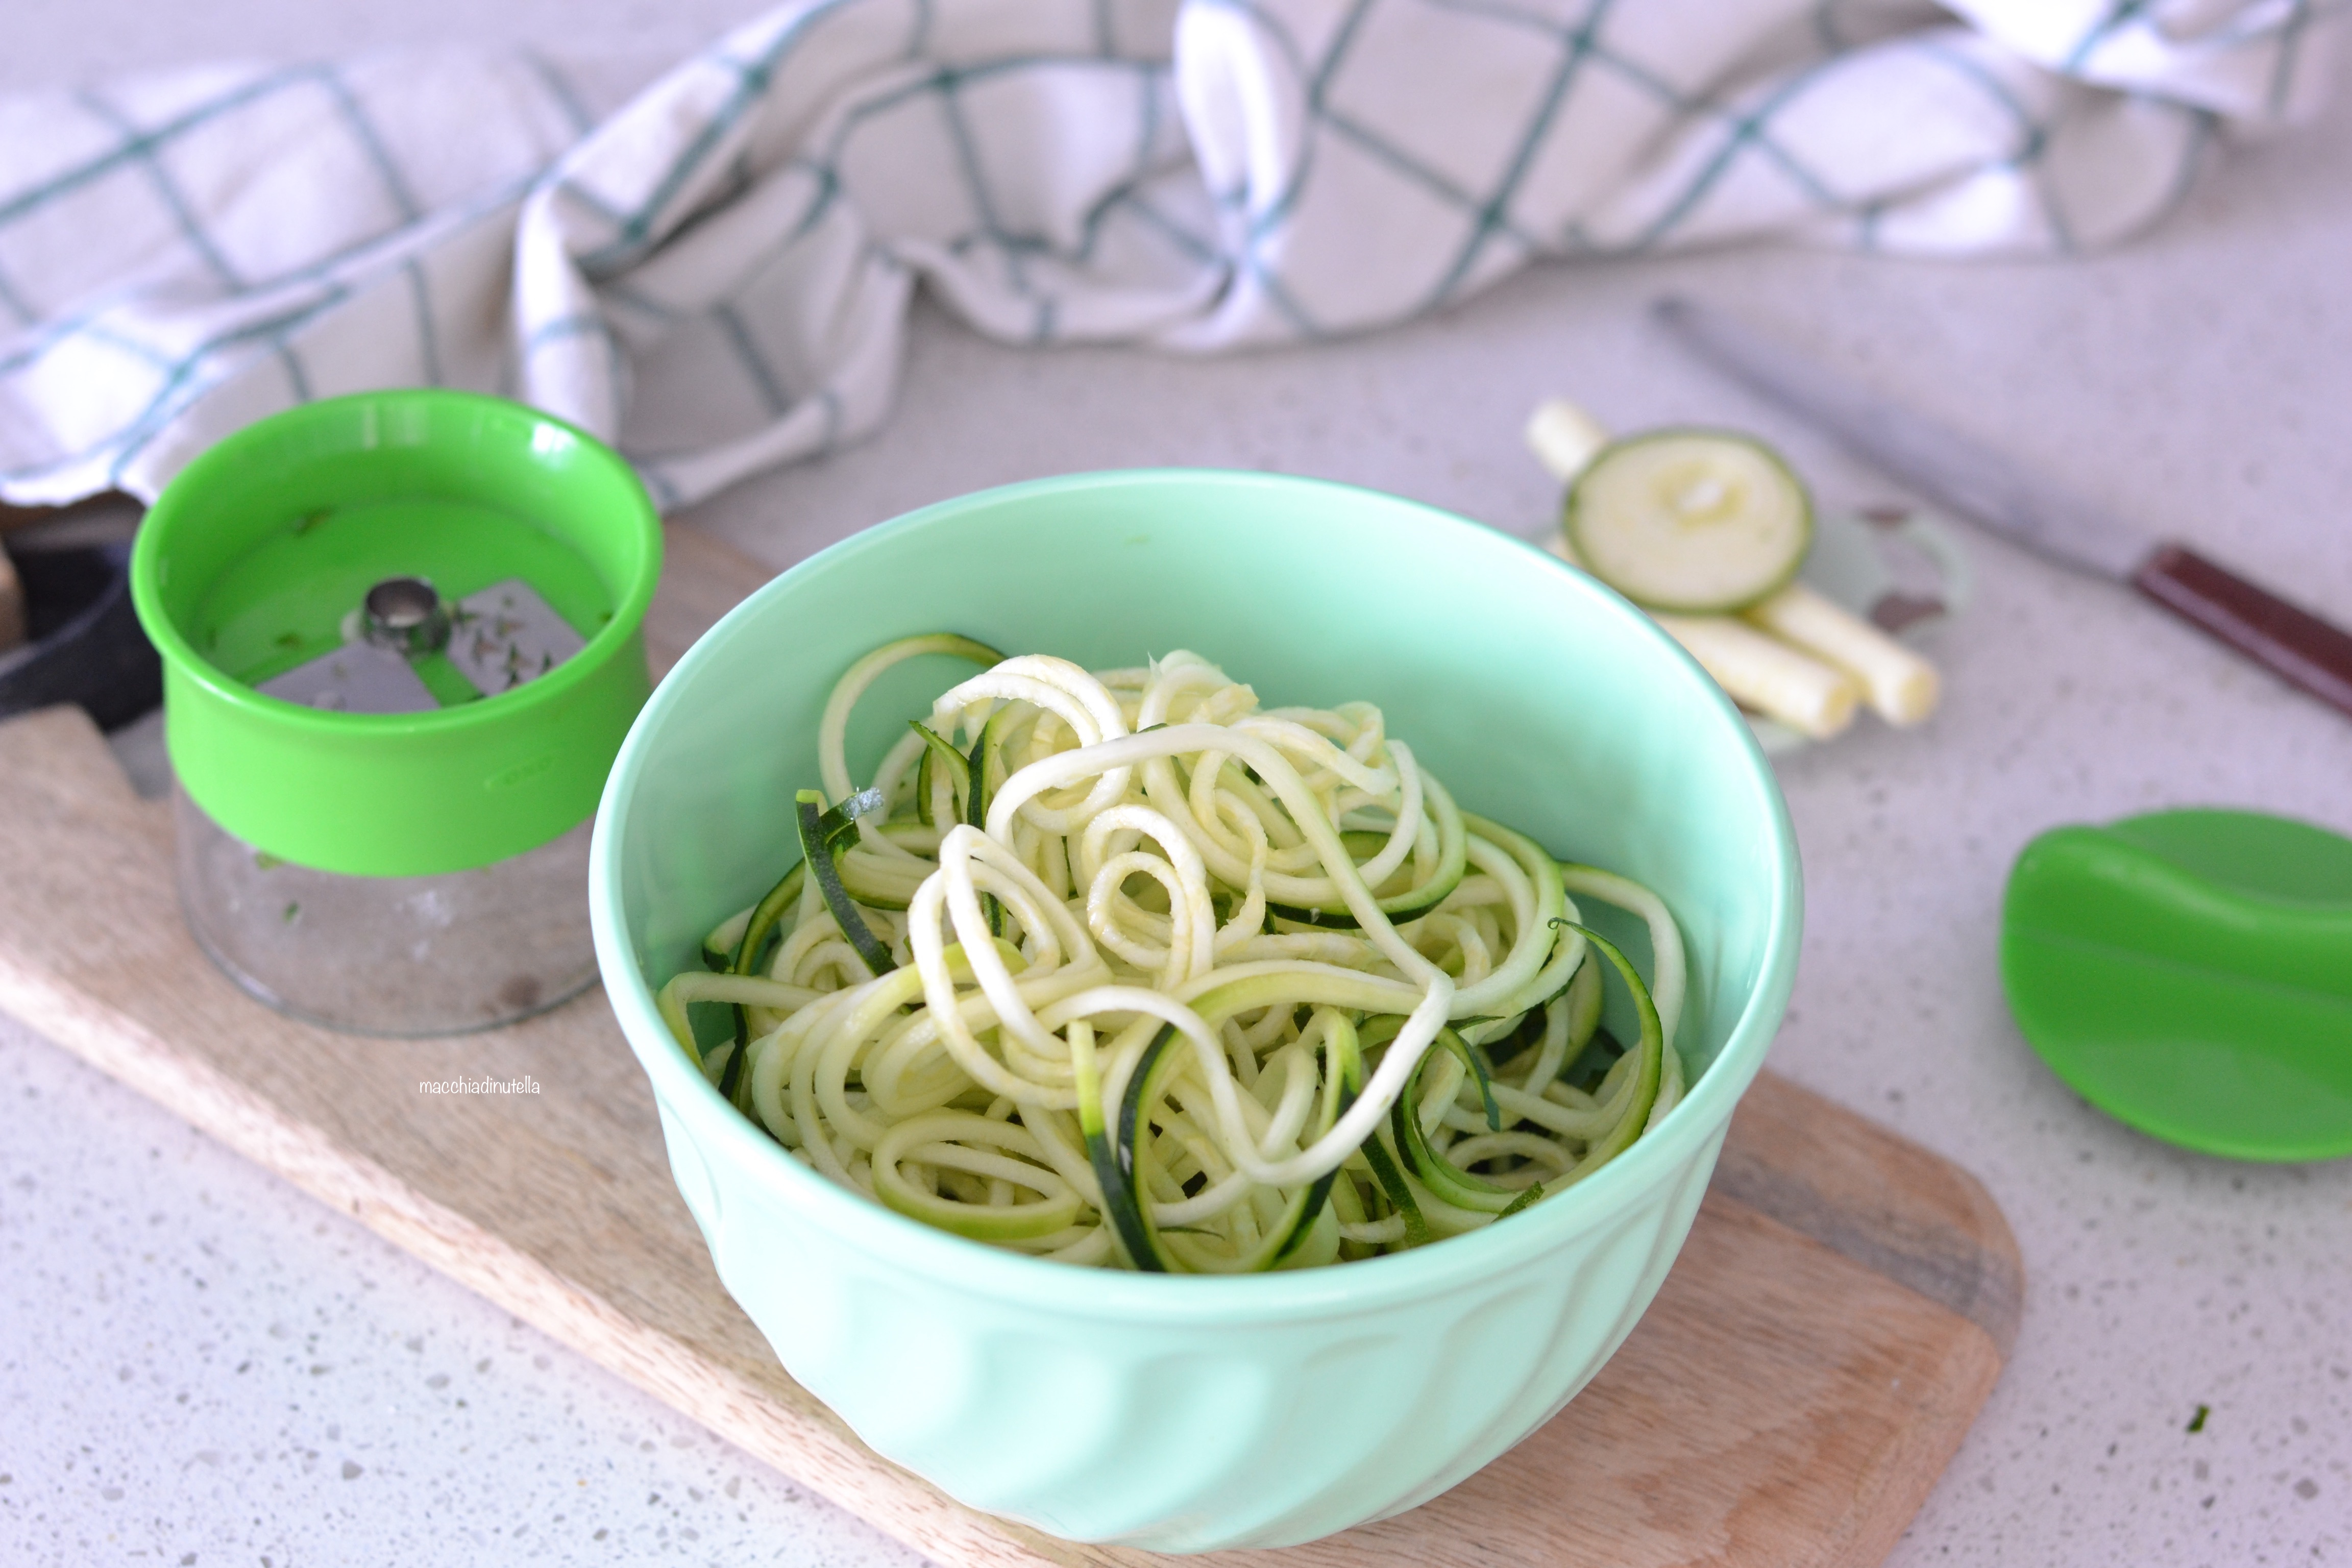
[{"xmin": 0, "ymin": 0, "xmax": 2337, "ymax": 510}]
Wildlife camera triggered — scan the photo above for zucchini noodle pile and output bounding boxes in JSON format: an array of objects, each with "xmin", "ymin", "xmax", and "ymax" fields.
[{"xmin": 658, "ymin": 634, "xmax": 1689, "ymax": 1272}]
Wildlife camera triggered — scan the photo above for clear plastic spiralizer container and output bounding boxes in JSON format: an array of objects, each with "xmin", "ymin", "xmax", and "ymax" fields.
[{"xmin": 130, "ymin": 390, "xmax": 662, "ymax": 1035}]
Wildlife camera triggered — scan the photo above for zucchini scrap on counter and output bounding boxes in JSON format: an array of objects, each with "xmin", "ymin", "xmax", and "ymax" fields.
[
  {"xmin": 658, "ymin": 635, "xmax": 1688, "ymax": 1273},
  {"xmin": 1527, "ymin": 398, "xmax": 1941, "ymax": 741}
]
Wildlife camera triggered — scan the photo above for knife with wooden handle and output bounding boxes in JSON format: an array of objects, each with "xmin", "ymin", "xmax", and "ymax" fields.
[{"xmin": 1654, "ymin": 296, "xmax": 2352, "ymax": 721}]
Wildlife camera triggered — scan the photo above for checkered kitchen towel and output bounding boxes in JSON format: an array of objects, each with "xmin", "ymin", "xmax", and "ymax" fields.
[{"xmin": 0, "ymin": 0, "xmax": 2337, "ymax": 511}]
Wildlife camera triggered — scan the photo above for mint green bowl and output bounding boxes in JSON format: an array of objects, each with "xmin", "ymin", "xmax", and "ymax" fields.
[{"xmin": 590, "ymin": 471, "xmax": 1800, "ymax": 1552}]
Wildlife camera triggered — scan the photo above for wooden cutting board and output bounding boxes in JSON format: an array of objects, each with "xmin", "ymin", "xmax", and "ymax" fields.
[{"xmin": 0, "ymin": 523, "xmax": 2021, "ymax": 1568}]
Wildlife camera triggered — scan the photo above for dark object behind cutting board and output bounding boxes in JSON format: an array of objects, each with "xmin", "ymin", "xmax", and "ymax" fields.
[{"xmin": 0, "ymin": 541, "xmax": 162, "ymax": 731}]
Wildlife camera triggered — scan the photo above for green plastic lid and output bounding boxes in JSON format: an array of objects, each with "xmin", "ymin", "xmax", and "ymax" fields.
[
  {"xmin": 131, "ymin": 390, "xmax": 661, "ymax": 878},
  {"xmin": 2000, "ymin": 808, "xmax": 2352, "ymax": 1163}
]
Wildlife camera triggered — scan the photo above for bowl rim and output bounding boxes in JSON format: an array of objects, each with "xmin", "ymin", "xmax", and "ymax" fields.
[{"xmin": 590, "ymin": 467, "xmax": 1801, "ymax": 1321}]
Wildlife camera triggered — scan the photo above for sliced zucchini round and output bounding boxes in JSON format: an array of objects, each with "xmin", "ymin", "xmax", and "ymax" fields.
[{"xmin": 1564, "ymin": 430, "xmax": 1812, "ymax": 613}]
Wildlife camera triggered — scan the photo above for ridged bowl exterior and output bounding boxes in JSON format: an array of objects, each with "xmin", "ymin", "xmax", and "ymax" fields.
[{"xmin": 592, "ymin": 471, "xmax": 1800, "ymax": 1552}]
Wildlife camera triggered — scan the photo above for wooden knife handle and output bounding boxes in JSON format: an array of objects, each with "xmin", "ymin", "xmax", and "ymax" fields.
[{"xmin": 2133, "ymin": 544, "xmax": 2352, "ymax": 720}]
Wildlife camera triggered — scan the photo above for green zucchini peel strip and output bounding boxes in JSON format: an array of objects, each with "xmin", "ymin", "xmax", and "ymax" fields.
[{"xmin": 796, "ymin": 788, "xmax": 894, "ymax": 976}]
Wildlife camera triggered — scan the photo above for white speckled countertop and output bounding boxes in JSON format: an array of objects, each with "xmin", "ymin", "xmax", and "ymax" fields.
[{"xmin": 5, "ymin": 4, "xmax": 2350, "ymax": 1564}]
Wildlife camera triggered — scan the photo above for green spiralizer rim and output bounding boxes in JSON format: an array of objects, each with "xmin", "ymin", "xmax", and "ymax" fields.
[{"xmin": 131, "ymin": 390, "xmax": 662, "ymax": 879}]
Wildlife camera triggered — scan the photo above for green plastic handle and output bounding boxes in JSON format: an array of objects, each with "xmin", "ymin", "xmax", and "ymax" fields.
[
  {"xmin": 132, "ymin": 391, "xmax": 661, "ymax": 878},
  {"xmin": 2000, "ymin": 809, "xmax": 2352, "ymax": 1163}
]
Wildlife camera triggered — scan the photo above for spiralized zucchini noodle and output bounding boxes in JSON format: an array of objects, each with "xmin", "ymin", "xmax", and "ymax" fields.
[{"xmin": 658, "ymin": 634, "xmax": 1689, "ymax": 1272}]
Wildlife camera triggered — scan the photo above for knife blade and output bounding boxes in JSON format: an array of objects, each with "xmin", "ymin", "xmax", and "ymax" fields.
[{"xmin": 1653, "ymin": 296, "xmax": 2352, "ymax": 722}]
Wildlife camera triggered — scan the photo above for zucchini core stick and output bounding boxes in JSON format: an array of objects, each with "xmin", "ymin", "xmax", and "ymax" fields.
[
  {"xmin": 1743, "ymin": 582, "xmax": 1940, "ymax": 725},
  {"xmin": 1651, "ymin": 612, "xmax": 1860, "ymax": 740}
]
